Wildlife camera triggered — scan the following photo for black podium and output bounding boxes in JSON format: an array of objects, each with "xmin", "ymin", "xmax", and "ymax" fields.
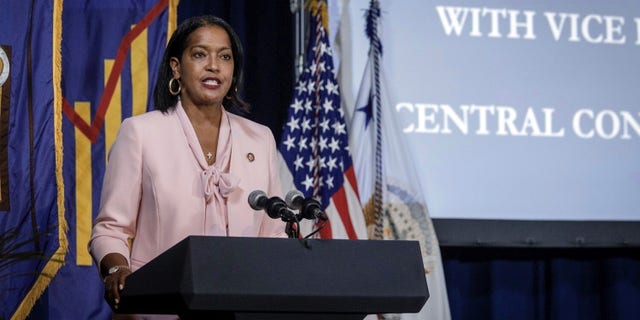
[{"xmin": 118, "ymin": 236, "xmax": 429, "ymax": 319}]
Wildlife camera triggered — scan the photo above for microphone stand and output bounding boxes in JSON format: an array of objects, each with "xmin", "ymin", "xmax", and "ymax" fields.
[
  {"xmin": 285, "ymin": 222, "xmax": 298, "ymax": 238},
  {"xmin": 283, "ymin": 212, "xmax": 301, "ymax": 239}
]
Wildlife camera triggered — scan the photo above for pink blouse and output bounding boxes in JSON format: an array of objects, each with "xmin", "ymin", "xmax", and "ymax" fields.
[{"xmin": 90, "ymin": 102, "xmax": 286, "ymax": 272}]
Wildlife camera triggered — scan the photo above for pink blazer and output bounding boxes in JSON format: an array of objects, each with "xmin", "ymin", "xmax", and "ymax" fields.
[{"xmin": 89, "ymin": 106, "xmax": 286, "ymax": 271}]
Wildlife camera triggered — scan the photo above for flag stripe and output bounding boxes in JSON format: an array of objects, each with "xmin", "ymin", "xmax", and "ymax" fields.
[
  {"xmin": 75, "ymin": 102, "xmax": 93, "ymax": 266},
  {"xmin": 330, "ymin": 182, "xmax": 357, "ymax": 239},
  {"xmin": 344, "ymin": 165, "xmax": 360, "ymax": 199}
]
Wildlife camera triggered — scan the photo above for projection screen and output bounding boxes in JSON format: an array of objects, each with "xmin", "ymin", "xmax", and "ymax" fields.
[{"xmin": 336, "ymin": 0, "xmax": 640, "ymax": 246}]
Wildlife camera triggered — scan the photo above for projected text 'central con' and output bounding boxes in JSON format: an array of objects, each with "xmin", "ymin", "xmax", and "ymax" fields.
[{"xmin": 396, "ymin": 103, "xmax": 640, "ymax": 140}]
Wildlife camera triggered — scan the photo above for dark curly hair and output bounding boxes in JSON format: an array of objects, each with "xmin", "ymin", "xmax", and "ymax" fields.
[{"xmin": 153, "ymin": 15, "xmax": 249, "ymax": 114}]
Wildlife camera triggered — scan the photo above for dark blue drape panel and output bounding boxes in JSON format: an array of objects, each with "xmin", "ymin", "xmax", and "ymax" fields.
[
  {"xmin": 178, "ymin": 2, "xmax": 640, "ymax": 320},
  {"xmin": 444, "ymin": 249, "xmax": 640, "ymax": 320}
]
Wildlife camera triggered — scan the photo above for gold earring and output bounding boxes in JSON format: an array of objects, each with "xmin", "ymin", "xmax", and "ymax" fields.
[{"xmin": 169, "ymin": 77, "xmax": 181, "ymax": 96}]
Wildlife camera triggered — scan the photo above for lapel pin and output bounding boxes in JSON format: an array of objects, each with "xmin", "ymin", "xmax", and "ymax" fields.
[{"xmin": 247, "ymin": 153, "xmax": 255, "ymax": 162}]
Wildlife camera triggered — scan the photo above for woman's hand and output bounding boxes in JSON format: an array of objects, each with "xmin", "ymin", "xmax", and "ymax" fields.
[
  {"xmin": 103, "ymin": 265, "xmax": 132, "ymax": 310},
  {"xmin": 100, "ymin": 253, "xmax": 131, "ymax": 310}
]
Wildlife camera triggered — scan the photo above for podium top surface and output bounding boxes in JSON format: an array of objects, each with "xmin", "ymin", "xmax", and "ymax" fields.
[{"xmin": 119, "ymin": 236, "xmax": 429, "ymax": 315}]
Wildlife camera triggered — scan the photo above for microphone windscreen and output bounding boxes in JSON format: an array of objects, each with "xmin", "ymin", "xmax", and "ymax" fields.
[
  {"xmin": 248, "ymin": 190, "xmax": 267, "ymax": 210},
  {"xmin": 284, "ymin": 190, "xmax": 304, "ymax": 209}
]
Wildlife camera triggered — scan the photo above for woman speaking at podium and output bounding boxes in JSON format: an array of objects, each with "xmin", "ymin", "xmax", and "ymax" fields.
[{"xmin": 89, "ymin": 15, "xmax": 287, "ymax": 313}]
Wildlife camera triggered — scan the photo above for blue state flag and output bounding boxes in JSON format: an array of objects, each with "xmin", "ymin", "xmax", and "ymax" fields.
[
  {"xmin": 0, "ymin": 1, "xmax": 66, "ymax": 319},
  {"xmin": 33, "ymin": 1, "xmax": 176, "ymax": 319}
]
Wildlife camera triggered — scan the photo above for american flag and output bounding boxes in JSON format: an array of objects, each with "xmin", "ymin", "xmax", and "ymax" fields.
[{"xmin": 279, "ymin": 1, "xmax": 367, "ymax": 240}]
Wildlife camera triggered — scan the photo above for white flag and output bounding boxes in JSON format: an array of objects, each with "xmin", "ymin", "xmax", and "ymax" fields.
[{"xmin": 349, "ymin": 1, "xmax": 451, "ymax": 319}]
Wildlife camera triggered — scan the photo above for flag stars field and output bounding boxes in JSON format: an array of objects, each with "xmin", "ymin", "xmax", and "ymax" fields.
[{"xmin": 286, "ymin": 116, "xmax": 300, "ymax": 132}]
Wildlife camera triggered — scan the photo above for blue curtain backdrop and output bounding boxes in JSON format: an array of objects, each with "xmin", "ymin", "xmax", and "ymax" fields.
[
  {"xmin": 443, "ymin": 248, "xmax": 640, "ymax": 320},
  {"xmin": 179, "ymin": 1, "xmax": 640, "ymax": 320}
]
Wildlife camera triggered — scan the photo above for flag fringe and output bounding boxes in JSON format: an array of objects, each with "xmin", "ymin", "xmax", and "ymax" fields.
[
  {"xmin": 11, "ymin": 0, "xmax": 69, "ymax": 318},
  {"xmin": 306, "ymin": 0, "xmax": 329, "ymax": 32}
]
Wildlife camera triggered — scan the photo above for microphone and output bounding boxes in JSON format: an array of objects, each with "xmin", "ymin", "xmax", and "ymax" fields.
[
  {"xmin": 248, "ymin": 190, "xmax": 295, "ymax": 221},
  {"xmin": 284, "ymin": 190, "xmax": 328, "ymax": 221},
  {"xmin": 248, "ymin": 190, "xmax": 268, "ymax": 210},
  {"xmin": 284, "ymin": 189, "xmax": 305, "ymax": 210}
]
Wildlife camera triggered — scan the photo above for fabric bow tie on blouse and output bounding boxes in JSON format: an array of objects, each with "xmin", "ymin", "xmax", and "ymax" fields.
[
  {"xmin": 200, "ymin": 160, "xmax": 238, "ymax": 237},
  {"xmin": 201, "ymin": 167, "xmax": 239, "ymax": 202}
]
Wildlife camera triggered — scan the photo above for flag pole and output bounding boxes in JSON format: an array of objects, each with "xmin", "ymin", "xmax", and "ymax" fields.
[{"xmin": 290, "ymin": 0, "xmax": 305, "ymax": 79}]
